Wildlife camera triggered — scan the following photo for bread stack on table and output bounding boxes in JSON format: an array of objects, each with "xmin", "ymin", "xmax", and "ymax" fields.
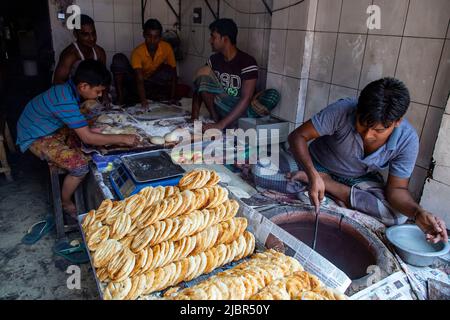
[
  {"xmin": 82, "ymin": 169, "xmax": 255, "ymax": 300},
  {"xmin": 164, "ymin": 249, "xmax": 347, "ymax": 300}
]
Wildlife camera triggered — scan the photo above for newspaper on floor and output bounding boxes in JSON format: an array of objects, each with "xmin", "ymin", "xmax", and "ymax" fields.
[
  {"xmin": 402, "ymin": 264, "xmax": 450, "ymax": 300},
  {"xmin": 235, "ymin": 195, "xmax": 352, "ymax": 293},
  {"xmin": 350, "ymin": 271, "xmax": 415, "ymax": 300},
  {"xmin": 391, "ymin": 250, "xmax": 450, "ymax": 300}
]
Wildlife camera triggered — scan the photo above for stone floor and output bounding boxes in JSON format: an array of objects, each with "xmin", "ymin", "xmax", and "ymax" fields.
[{"xmin": 0, "ymin": 152, "xmax": 98, "ymax": 300}]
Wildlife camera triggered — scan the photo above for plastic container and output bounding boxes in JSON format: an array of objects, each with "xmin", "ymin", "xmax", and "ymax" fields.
[{"xmin": 386, "ymin": 224, "xmax": 450, "ymax": 267}]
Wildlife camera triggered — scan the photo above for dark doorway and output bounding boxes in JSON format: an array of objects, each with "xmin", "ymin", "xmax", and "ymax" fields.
[{"xmin": 0, "ymin": 0, "xmax": 55, "ymax": 141}]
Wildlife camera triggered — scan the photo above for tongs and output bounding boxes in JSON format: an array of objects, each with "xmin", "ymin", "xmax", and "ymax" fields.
[{"xmin": 312, "ymin": 203, "xmax": 320, "ymax": 251}]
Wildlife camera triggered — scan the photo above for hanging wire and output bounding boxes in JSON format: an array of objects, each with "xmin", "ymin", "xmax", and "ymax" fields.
[{"xmin": 221, "ymin": 0, "xmax": 306, "ymax": 15}]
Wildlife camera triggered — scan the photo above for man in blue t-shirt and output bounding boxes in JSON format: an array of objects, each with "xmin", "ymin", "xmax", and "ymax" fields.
[
  {"xmin": 257, "ymin": 78, "xmax": 447, "ymax": 243},
  {"xmin": 17, "ymin": 60, "xmax": 139, "ymax": 218}
]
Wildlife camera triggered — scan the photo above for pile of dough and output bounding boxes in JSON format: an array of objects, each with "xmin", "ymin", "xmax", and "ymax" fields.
[
  {"xmin": 97, "ymin": 113, "xmax": 129, "ymax": 124},
  {"xmin": 101, "ymin": 125, "xmax": 138, "ymax": 135}
]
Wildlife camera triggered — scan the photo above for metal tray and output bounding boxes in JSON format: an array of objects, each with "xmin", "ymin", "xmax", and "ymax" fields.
[
  {"xmin": 77, "ymin": 214, "xmax": 105, "ymax": 300},
  {"xmin": 76, "ymin": 187, "xmax": 264, "ymax": 300},
  {"xmin": 120, "ymin": 150, "xmax": 185, "ymax": 183}
]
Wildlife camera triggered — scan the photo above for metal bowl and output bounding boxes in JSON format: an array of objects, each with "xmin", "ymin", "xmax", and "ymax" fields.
[{"xmin": 386, "ymin": 224, "xmax": 450, "ymax": 267}]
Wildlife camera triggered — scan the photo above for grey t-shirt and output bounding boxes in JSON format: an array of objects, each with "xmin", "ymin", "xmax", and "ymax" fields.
[{"xmin": 309, "ymin": 97, "xmax": 419, "ymax": 179}]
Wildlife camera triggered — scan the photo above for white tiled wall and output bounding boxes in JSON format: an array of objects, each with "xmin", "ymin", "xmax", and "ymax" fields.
[
  {"xmin": 177, "ymin": 0, "xmax": 273, "ymax": 89},
  {"xmin": 263, "ymin": 0, "xmax": 450, "ymax": 200},
  {"xmin": 395, "ymin": 38, "xmax": 443, "ymax": 105},
  {"xmin": 48, "ymin": 0, "xmax": 180, "ymax": 70}
]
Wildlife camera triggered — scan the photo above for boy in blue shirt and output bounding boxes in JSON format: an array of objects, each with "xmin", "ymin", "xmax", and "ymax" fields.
[{"xmin": 17, "ymin": 60, "xmax": 138, "ymax": 217}]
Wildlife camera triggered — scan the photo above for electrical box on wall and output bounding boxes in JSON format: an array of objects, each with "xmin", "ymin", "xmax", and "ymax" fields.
[{"xmin": 193, "ymin": 7, "xmax": 202, "ymax": 24}]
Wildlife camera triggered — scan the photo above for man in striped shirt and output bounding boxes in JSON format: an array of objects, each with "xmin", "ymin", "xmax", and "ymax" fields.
[
  {"xmin": 17, "ymin": 60, "xmax": 139, "ymax": 217},
  {"xmin": 191, "ymin": 19, "xmax": 280, "ymax": 131}
]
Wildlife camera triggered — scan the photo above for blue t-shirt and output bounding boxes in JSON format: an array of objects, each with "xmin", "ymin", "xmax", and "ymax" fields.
[
  {"xmin": 16, "ymin": 80, "xmax": 88, "ymax": 152},
  {"xmin": 309, "ymin": 97, "xmax": 419, "ymax": 179}
]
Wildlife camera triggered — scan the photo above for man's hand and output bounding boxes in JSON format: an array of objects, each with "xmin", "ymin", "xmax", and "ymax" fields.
[
  {"xmin": 119, "ymin": 134, "xmax": 140, "ymax": 147},
  {"xmin": 90, "ymin": 126, "xmax": 106, "ymax": 134},
  {"xmin": 141, "ymin": 100, "xmax": 149, "ymax": 110},
  {"xmin": 286, "ymin": 171, "xmax": 325, "ymax": 212},
  {"xmin": 308, "ymin": 173, "xmax": 326, "ymax": 213},
  {"xmin": 202, "ymin": 122, "xmax": 225, "ymax": 132},
  {"xmin": 415, "ymin": 210, "xmax": 448, "ymax": 244}
]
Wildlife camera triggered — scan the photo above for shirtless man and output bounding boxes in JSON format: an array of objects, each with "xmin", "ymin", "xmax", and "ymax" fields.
[{"xmin": 53, "ymin": 14, "xmax": 109, "ymax": 104}]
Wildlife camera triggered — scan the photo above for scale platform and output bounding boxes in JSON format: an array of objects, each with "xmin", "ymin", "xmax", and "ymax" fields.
[{"xmin": 109, "ymin": 150, "xmax": 185, "ymax": 199}]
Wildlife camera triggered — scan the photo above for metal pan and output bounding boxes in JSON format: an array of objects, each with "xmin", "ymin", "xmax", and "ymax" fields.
[{"xmin": 120, "ymin": 150, "xmax": 185, "ymax": 183}]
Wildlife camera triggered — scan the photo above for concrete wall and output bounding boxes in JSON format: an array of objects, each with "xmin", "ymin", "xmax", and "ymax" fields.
[{"xmin": 265, "ymin": 0, "xmax": 450, "ymax": 201}]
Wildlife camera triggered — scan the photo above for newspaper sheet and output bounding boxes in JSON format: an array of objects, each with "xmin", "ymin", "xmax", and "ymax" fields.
[
  {"xmin": 402, "ymin": 264, "xmax": 450, "ymax": 300},
  {"xmin": 350, "ymin": 271, "xmax": 415, "ymax": 300},
  {"xmin": 235, "ymin": 196, "xmax": 352, "ymax": 293}
]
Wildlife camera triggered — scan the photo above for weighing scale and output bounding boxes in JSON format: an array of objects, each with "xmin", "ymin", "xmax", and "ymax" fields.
[{"xmin": 109, "ymin": 150, "xmax": 185, "ymax": 199}]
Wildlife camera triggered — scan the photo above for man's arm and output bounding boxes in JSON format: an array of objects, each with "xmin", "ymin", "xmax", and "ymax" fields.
[
  {"xmin": 211, "ymin": 79, "xmax": 257, "ymax": 130},
  {"xmin": 134, "ymin": 68, "xmax": 148, "ymax": 108},
  {"xmin": 170, "ymin": 67, "xmax": 177, "ymax": 100},
  {"xmin": 74, "ymin": 126, "xmax": 139, "ymax": 147},
  {"xmin": 165, "ymin": 45, "xmax": 178, "ymax": 101},
  {"xmin": 191, "ymin": 91, "xmax": 201, "ymax": 120},
  {"xmin": 53, "ymin": 50, "xmax": 78, "ymax": 84},
  {"xmin": 386, "ymin": 175, "xmax": 448, "ymax": 243},
  {"xmin": 288, "ymin": 120, "xmax": 325, "ymax": 212}
]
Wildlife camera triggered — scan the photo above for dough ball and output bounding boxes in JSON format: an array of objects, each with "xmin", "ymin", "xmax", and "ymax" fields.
[
  {"xmin": 164, "ymin": 131, "xmax": 180, "ymax": 143},
  {"xmin": 150, "ymin": 136, "xmax": 165, "ymax": 145}
]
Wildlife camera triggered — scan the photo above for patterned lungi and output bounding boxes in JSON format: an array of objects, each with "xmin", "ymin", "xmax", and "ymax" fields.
[
  {"xmin": 194, "ymin": 66, "xmax": 280, "ymax": 119},
  {"xmin": 29, "ymin": 128, "xmax": 90, "ymax": 177}
]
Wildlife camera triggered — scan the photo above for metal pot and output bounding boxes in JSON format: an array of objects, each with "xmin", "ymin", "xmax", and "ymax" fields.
[{"xmin": 386, "ymin": 224, "xmax": 450, "ymax": 267}]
